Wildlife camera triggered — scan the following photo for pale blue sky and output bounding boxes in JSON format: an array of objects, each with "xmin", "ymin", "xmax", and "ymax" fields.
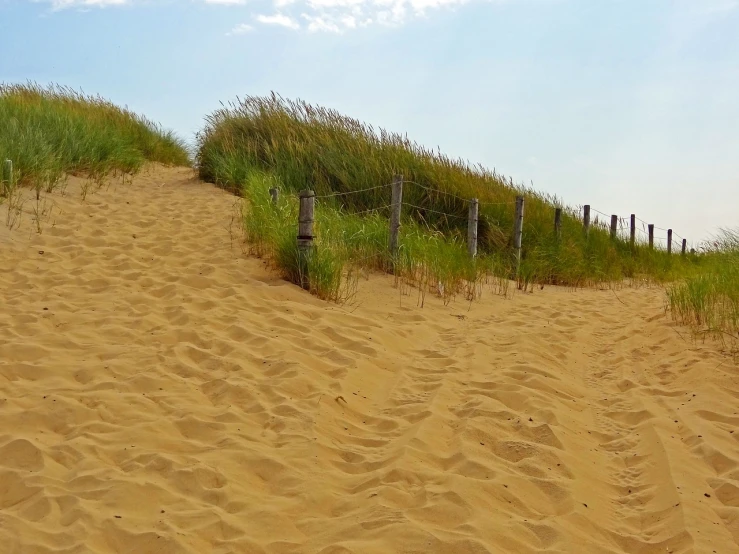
[{"xmin": 1, "ymin": 0, "xmax": 737, "ymax": 244}]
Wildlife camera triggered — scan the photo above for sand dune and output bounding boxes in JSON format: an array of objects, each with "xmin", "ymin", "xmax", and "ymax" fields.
[{"xmin": 1, "ymin": 166, "xmax": 738, "ymax": 553}]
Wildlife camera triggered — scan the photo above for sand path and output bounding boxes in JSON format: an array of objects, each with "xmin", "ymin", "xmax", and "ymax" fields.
[{"xmin": 1, "ymin": 166, "xmax": 738, "ymax": 553}]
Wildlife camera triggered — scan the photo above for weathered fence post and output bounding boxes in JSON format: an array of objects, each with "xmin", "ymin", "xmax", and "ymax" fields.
[
  {"xmin": 389, "ymin": 175, "xmax": 403, "ymax": 260},
  {"xmin": 630, "ymin": 214, "xmax": 636, "ymax": 246},
  {"xmin": 269, "ymin": 187, "xmax": 279, "ymax": 205},
  {"xmin": 648, "ymin": 224, "xmax": 654, "ymax": 249},
  {"xmin": 467, "ymin": 198, "xmax": 479, "ymax": 258},
  {"xmin": 554, "ymin": 207, "xmax": 562, "ymax": 238},
  {"xmin": 682, "ymin": 239, "xmax": 687, "ymax": 256},
  {"xmin": 583, "ymin": 205, "xmax": 591, "ymax": 236},
  {"xmin": 667, "ymin": 229, "xmax": 673, "ymax": 255},
  {"xmin": 297, "ymin": 190, "xmax": 315, "ymax": 290},
  {"xmin": 2, "ymin": 159, "xmax": 11, "ymax": 196},
  {"xmin": 514, "ymin": 195, "xmax": 525, "ymax": 272},
  {"xmin": 610, "ymin": 215, "xmax": 618, "ymax": 239}
]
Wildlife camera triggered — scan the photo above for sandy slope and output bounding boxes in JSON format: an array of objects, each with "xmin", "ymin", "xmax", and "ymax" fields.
[{"xmin": 1, "ymin": 166, "xmax": 738, "ymax": 554}]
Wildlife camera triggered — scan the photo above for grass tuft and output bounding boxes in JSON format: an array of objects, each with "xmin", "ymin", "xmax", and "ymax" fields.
[
  {"xmin": 668, "ymin": 229, "xmax": 739, "ymax": 348},
  {"xmin": 0, "ymin": 82, "xmax": 190, "ymax": 194},
  {"xmin": 239, "ymin": 171, "xmax": 505, "ymax": 303}
]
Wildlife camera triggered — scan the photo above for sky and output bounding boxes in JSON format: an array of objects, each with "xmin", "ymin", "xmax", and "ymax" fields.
[{"xmin": 1, "ymin": 0, "xmax": 737, "ymax": 244}]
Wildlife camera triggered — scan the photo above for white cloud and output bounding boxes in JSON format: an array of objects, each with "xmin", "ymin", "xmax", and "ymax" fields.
[
  {"xmin": 301, "ymin": 13, "xmax": 340, "ymax": 32},
  {"xmin": 38, "ymin": 0, "xmax": 521, "ymax": 32},
  {"xmin": 255, "ymin": 12, "xmax": 301, "ymax": 29},
  {"xmin": 227, "ymin": 23, "xmax": 255, "ymax": 34}
]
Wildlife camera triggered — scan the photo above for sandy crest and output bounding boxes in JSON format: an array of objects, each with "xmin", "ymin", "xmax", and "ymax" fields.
[{"xmin": 1, "ymin": 165, "xmax": 738, "ymax": 554}]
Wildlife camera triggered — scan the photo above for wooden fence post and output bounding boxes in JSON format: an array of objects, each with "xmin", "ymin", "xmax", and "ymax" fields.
[
  {"xmin": 648, "ymin": 224, "xmax": 654, "ymax": 249},
  {"xmin": 630, "ymin": 214, "xmax": 636, "ymax": 246},
  {"xmin": 667, "ymin": 229, "xmax": 673, "ymax": 255},
  {"xmin": 467, "ymin": 198, "xmax": 479, "ymax": 258},
  {"xmin": 514, "ymin": 196, "xmax": 524, "ymax": 272},
  {"xmin": 610, "ymin": 215, "xmax": 618, "ymax": 239},
  {"xmin": 389, "ymin": 175, "xmax": 403, "ymax": 259},
  {"xmin": 583, "ymin": 205, "xmax": 591, "ymax": 236},
  {"xmin": 554, "ymin": 207, "xmax": 562, "ymax": 238},
  {"xmin": 269, "ymin": 187, "xmax": 279, "ymax": 205},
  {"xmin": 2, "ymin": 159, "xmax": 11, "ymax": 196},
  {"xmin": 297, "ymin": 190, "xmax": 315, "ymax": 290},
  {"xmin": 682, "ymin": 239, "xmax": 687, "ymax": 256}
]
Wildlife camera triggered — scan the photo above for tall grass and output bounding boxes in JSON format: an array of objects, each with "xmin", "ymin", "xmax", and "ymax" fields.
[
  {"xmin": 0, "ymin": 83, "xmax": 190, "ymax": 194},
  {"xmin": 197, "ymin": 93, "xmax": 692, "ymax": 289},
  {"xmin": 668, "ymin": 230, "xmax": 739, "ymax": 346},
  {"xmin": 240, "ymin": 171, "xmax": 509, "ymax": 303}
]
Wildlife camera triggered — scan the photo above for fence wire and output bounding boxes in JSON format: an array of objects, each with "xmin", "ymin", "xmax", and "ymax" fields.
[
  {"xmin": 349, "ymin": 204, "xmax": 393, "ymax": 216},
  {"xmin": 309, "ymin": 188, "xmax": 688, "ymax": 249},
  {"xmin": 402, "ymin": 202, "xmax": 468, "ymax": 220},
  {"xmin": 591, "ymin": 208, "xmax": 612, "ymax": 218},
  {"xmin": 479, "ymin": 200, "xmax": 517, "ymax": 207},
  {"xmin": 402, "ymin": 180, "xmax": 470, "ymax": 203},
  {"xmin": 591, "ymin": 206, "xmax": 687, "ymax": 246},
  {"xmin": 402, "ymin": 180, "xmax": 516, "ymax": 207},
  {"xmin": 314, "ymin": 182, "xmax": 392, "ymax": 199}
]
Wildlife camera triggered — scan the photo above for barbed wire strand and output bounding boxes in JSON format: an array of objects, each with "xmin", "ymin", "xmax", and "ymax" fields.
[
  {"xmin": 402, "ymin": 202, "xmax": 468, "ymax": 220},
  {"xmin": 404, "ymin": 180, "xmax": 516, "ymax": 207},
  {"xmin": 310, "ymin": 188, "xmax": 689, "ymax": 243},
  {"xmin": 402, "ymin": 180, "xmax": 470, "ymax": 203},
  {"xmin": 591, "ymin": 208, "xmax": 612, "ymax": 218},
  {"xmin": 479, "ymin": 200, "xmax": 517, "ymax": 207},
  {"xmin": 314, "ymin": 182, "xmax": 392, "ymax": 199},
  {"xmin": 348, "ymin": 204, "xmax": 393, "ymax": 216}
]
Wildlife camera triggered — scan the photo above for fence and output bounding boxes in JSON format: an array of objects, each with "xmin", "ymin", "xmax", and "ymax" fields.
[
  {"xmin": 281, "ymin": 175, "xmax": 690, "ymax": 289},
  {"xmin": 0, "ymin": 158, "xmax": 692, "ymax": 283},
  {"xmin": 586, "ymin": 207, "xmax": 689, "ymax": 255}
]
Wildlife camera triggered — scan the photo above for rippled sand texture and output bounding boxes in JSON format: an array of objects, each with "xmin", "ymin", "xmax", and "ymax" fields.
[{"xmin": 1, "ymin": 166, "xmax": 738, "ymax": 554}]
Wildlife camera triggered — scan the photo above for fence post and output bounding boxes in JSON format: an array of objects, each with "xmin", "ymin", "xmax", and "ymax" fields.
[
  {"xmin": 467, "ymin": 198, "xmax": 479, "ymax": 258},
  {"xmin": 630, "ymin": 214, "xmax": 636, "ymax": 246},
  {"xmin": 269, "ymin": 187, "xmax": 279, "ymax": 205},
  {"xmin": 583, "ymin": 205, "xmax": 591, "ymax": 236},
  {"xmin": 682, "ymin": 239, "xmax": 687, "ymax": 256},
  {"xmin": 389, "ymin": 175, "xmax": 403, "ymax": 259},
  {"xmin": 610, "ymin": 215, "xmax": 618, "ymax": 239},
  {"xmin": 514, "ymin": 195, "xmax": 524, "ymax": 272},
  {"xmin": 667, "ymin": 229, "xmax": 673, "ymax": 255},
  {"xmin": 297, "ymin": 190, "xmax": 315, "ymax": 290},
  {"xmin": 648, "ymin": 224, "xmax": 654, "ymax": 249},
  {"xmin": 554, "ymin": 207, "xmax": 562, "ymax": 238},
  {"xmin": 2, "ymin": 159, "xmax": 11, "ymax": 196}
]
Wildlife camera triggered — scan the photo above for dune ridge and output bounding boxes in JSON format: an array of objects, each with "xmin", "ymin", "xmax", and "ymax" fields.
[{"xmin": 1, "ymin": 166, "xmax": 738, "ymax": 553}]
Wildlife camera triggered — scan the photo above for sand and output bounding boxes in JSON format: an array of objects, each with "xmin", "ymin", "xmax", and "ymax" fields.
[{"xmin": 1, "ymin": 166, "xmax": 738, "ymax": 554}]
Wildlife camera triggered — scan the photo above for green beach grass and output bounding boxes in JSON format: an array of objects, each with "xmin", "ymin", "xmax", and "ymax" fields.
[
  {"xmin": 197, "ymin": 93, "xmax": 696, "ymax": 300},
  {"xmin": 668, "ymin": 230, "xmax": 739, "ymax": 348},
  {"xmin": 0, "ymin": 83, "xmax": 189, "ymax": 196},
  {"xmin": 239, "ymin": 170, "xmax": 509, "ymax": 303}
]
